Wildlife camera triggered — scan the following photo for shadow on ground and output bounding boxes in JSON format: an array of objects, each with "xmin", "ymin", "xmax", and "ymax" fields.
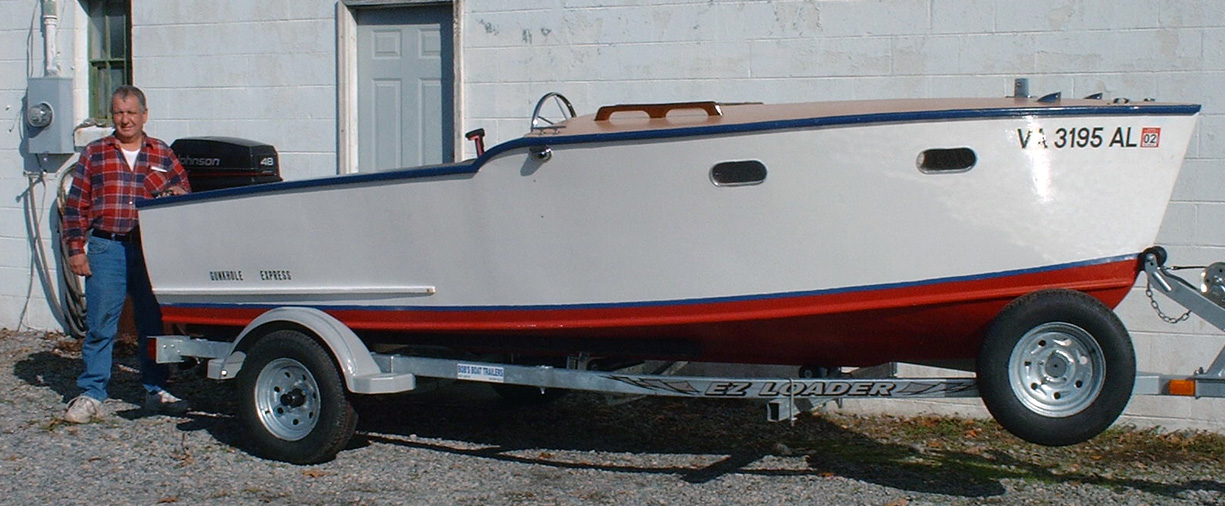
[
  {"xmin": 13, "ymin": 343, "xmax": 237, "ymax": 426},
  {"xmin": 14, "ymin": 348, "xmax": 148, "ymax": 406},
  {"xmin": 346, "ymin": 384, "xmax": 1225, "ymax": 500}
]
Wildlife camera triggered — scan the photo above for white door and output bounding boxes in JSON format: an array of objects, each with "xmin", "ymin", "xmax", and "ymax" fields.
[{"xmin": 356, "ymin": 6, "xmax": 454, "ymax": 171}]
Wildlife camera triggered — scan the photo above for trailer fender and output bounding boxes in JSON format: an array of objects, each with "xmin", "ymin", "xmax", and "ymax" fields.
[{"xmin": 225, "ymin": 307, "xmax": 414, "ymax": 394}]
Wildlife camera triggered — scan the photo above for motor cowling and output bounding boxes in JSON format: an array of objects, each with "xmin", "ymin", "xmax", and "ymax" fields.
[{"xmin": 171, "ymin": 136, "xmax": 282, "ymax": 192}]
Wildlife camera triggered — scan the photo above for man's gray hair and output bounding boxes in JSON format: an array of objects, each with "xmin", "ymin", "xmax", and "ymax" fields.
[{"xmin": 112, "ymin": 85, "xmax": 147, "ymax": 113}]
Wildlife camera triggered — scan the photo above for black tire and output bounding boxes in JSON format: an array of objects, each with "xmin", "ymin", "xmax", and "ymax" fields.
[
  {"xmin": 236, "ymin": 329, "xmax": 358, "ymax": 464},
  {"xmin": 977, "ymin": 289, "xmax": 1135, "ymax": 446}
]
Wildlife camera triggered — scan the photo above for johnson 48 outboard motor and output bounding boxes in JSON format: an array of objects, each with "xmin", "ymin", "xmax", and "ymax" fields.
[{"xmin": 170, "ymin": 136, "xmax": 281, "ymax": 192}]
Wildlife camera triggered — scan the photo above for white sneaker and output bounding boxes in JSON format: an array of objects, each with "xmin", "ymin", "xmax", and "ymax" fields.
[
  {"xmin": 145, "ymin": 390, "xmax": 190, "ymax": 415},
  {"xmin": 64, "ymin": 395, "xmax": 102, "ymax": 424}
]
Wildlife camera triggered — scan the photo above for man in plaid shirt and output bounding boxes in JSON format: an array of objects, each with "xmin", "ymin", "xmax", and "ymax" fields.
[{"xmin": 61, "ymin": 85, "xmax": 192, "ymax": 423}]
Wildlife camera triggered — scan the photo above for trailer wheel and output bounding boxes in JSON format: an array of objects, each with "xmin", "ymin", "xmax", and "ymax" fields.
[
  {"xmin": 237, "ymin": 330, "xmax": 357, "ymax": 464},
  {"xmin": 977, "ymin": 289, "xmax": 1134, "ymax": 446}
]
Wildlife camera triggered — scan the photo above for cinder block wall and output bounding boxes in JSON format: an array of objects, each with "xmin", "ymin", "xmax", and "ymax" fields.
[
  {"xmin": 0, "ymin": 0, "xmax": 78, "ymax": 328},
  {"xmin": 133, "ymin": 1, "xmax": 340, "ymax": 179}
]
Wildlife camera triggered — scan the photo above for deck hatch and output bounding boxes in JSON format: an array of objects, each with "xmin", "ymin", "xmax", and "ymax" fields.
[
  {"xmin": 711, "ymin": 160, "xmax": 767, "ymax": 186},
  {"xmin": 917, "ymin": 148, "xmax": 977, "ymax": 174}
]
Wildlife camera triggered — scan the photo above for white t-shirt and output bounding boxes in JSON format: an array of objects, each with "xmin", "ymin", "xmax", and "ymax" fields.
[{"xmin": 121, "ymin": 147, "xmax": 140, "ymax": 170}]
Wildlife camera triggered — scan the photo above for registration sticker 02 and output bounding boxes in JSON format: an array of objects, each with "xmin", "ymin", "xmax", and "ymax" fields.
[{"xmin": 457, "ymin": 363, "xmax": 505, "ymax": 383}]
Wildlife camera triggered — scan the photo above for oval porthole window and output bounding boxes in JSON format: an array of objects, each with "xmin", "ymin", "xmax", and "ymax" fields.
[
  {"xmin": 917, "ymin": 148, "xmax": 977, "ymax": 174},
  {"xmin": 711, "ymin": 160, "xmax": 767, "ymax": 186}
]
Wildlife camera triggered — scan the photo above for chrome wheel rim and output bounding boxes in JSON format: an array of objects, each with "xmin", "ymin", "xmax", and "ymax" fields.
[
  {"xmin": 254, "ymin": 357, "xmax": 321, "ymax": 441},
  {"xmin": 1007, "ymin": 322, "xmax": 1105, "ymax": 418}
]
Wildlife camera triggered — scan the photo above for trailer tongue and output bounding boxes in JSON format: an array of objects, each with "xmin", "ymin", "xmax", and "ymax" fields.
[{"xmin": 1135, "ymin": 247, "xmax": 1225, "ymax": 399}]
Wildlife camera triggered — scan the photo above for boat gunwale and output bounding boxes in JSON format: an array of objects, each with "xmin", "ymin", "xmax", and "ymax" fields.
[{"xmin": 138, "ymin": 101, "xmax": 1202, "ymax": 209}]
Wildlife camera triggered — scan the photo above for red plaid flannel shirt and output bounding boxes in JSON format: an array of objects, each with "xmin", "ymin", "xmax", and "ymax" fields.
[{"xmin": 62, "ymin": 134, "xmax": 191, "ymax": 257}]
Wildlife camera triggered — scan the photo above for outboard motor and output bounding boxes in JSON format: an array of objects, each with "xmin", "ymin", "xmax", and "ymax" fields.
[{"xmin": 170, "ymin": 136, "xmax": 281, "ymax": 192}]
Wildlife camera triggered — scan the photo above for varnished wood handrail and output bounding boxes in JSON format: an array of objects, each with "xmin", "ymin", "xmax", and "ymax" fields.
[{"xmin": 594, "ymin": 101, "xmax": 723, "ymax": 121}]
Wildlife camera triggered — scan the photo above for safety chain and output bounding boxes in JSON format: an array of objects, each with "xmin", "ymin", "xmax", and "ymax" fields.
[{"xmin": 1145, "ymin": 277, "xmax": 1192, "ymax": 324}]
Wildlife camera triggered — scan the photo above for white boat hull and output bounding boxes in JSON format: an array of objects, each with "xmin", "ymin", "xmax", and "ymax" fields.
[{"xmin": 138, "ymin": 98, "xmax": 1199, "ymax": 365}]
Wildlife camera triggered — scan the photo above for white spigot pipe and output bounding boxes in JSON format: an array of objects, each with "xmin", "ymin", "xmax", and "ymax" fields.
[{"xmin": 42, "ymin": 0, "xmax": 59, "ymax": 76}]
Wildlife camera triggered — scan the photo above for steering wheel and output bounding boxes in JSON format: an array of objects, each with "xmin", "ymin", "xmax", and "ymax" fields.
[{"xmin": 530, "ymin": 92, "xmax": 577, "ymax": 132}]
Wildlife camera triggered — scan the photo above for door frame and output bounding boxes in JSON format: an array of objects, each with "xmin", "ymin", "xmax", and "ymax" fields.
[{"xmin": 337, "ymin": 0, "xmax": 462, "ymax": 174}]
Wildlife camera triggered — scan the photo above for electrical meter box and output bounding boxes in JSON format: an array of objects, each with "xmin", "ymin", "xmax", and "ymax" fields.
[{"xmin": 26, "ymin": 76, "xmax": 75, "ymax": 155}]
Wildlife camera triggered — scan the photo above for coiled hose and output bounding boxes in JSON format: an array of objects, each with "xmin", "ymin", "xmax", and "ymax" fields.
[{"xmin": 55, "ymin": 168, "xmax": 87, "ymax": 338}]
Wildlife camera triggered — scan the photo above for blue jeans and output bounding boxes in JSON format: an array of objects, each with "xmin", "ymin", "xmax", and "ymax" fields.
[{"xmin": 78, "ymin": 235, "xmax": 170, "ymax": 401}]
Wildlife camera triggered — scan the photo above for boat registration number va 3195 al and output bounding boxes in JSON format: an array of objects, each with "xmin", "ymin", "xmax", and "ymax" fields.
[{"xmin": 1015, "ymin": 125, "xmax": 1160, "ymax": 149}]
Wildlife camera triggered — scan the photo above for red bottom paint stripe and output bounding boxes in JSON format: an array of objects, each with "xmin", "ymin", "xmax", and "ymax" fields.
[{"xmin": 163, "ymin": 258, "xmax": 1138, "ymax": 365}]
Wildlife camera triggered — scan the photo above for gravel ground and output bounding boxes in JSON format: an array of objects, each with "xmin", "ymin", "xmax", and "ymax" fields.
[{"xmin": 2, "ymin": 329, "xmax": 1224, "ymax": 506}]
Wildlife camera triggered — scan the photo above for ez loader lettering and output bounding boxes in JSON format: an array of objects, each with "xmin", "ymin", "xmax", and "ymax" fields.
[
  {"xmin": 1016, "ymin": 126, "xmax": 1160, "ymax": 149},
  {"xmin": 704, "ymin": 380, "xmax": 898, "ymax": 397}
]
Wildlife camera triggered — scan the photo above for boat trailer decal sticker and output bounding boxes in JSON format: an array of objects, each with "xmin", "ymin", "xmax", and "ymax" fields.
[
  {"xmin": 457, "ymin": 363, "xmax": 505, "ymax": 383},
  {"xmin": 604, "ymin": 376, "xmax": 702, "ymax": 395},
  {"xmin": 891, "ymin": 380, "xmax": 978, "ymax": 396},
  {"xmin": 1016, "ymin": 126, "xmax": 1160, "ymax": 149},
  {"xmin": 604, "ymin": 376, "xmax": 976, "ymax": 399}
]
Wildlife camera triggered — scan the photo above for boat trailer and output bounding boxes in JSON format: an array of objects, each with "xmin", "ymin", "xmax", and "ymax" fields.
[
  {"xmin": 150, "ymin": 247, "xmax": 1225, "ymax": 463},
  {"xmin": 154, "ymin": 327, "xmax": 979, "ymax": 423}
]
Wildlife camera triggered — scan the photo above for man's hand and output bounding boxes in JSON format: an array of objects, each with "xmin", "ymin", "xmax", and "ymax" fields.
[
  {"xmin": 163, "ymin": 185, "xmax": 187, "ymax": 196},
  {"xmin": 68, "ymin": 253, "xmax": 91, "ymax": 277}
]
